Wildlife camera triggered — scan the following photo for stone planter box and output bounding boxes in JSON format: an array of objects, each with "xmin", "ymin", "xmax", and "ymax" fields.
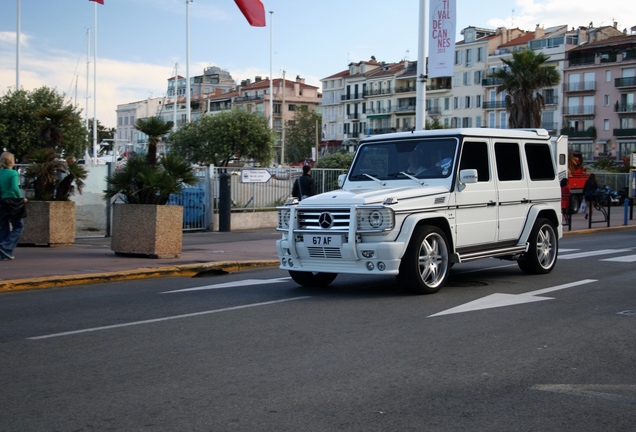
[
  {"xmin": 111, "ymin": 204, "xmax": 183, "ymax": 258},
  {"xmin": 19, "ymin": 201, "xmax": 76, "ymax": 247}
]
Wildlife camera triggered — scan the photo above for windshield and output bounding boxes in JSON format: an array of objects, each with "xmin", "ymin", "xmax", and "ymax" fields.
[{"xmin": 348, "ymin": 138, "xmax": 458, "ymax": 181}]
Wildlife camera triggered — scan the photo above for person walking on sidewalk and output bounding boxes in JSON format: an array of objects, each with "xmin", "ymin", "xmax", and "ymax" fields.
[
  {"xmin": 583, "ymin": 173, "xmax": 598, "ymax": 220},
  {"xmin": 0, "ymin": 152, "xmax": 27, "ymax": 260},
  {"xmin": 292, "ymin": 165, "xmax": 317, "ymax": 201}
]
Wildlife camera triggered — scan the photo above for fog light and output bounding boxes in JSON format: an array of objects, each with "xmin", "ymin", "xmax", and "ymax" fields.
[
  {"xmin": 362, "ymin": 250, "xmax": 375, "ymax": 258},
  {"xmin": 377, "ymin": 261, "xmax": 386, "ymax": 271},
  {"xmin": 282, "ymin": 258, "xmax": 287, "ymax": 266},
  {"xmin": 288, "ymin": 259, "xmax": 294, "ymax": 267},
  {"xmin": 366, "ymin": 261, "xmax": 375, "ymax": 271}
]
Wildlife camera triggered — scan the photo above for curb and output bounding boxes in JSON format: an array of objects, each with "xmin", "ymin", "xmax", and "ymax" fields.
[{"xmin": 0, "ymin": 260, "xmax": 280, "ymax": 293}]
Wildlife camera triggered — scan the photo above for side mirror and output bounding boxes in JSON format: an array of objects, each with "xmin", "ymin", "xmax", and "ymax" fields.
[
  {"xmin": 338, "ymin": 174, "xmax": 346, "ymax": 188},
  {"xmin": 458, "ymin": 169, "xmax": 478, "ymax": 191}
]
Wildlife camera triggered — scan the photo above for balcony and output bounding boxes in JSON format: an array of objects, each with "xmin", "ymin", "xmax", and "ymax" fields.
[
  {"xmin": 614, "ymin": 128, "xmax": 636, "ymax": 137},
  {"xmin": 615, "ymin": 76, "xmax": 636, "ymax": 88},
  {"xmin": 347, "ymin": 113, "xmax": 360, "ymax": 121},
  {"xmin": 563, "ymin": 81, "xmax": 596, "ymax": 92},
  {"xmin": 364, "ymin": 88, "xmax": 392, "ymax": 97},
  {"xmin": 615, "ymin": 103, "xmax": 636, "ymax": 113},
  {"xmin": 395, "ymin": 86, "xmax": 415, "ymax": 93},
  {"xmin": 562, "ymin": 105, "xmax": 596, "ymax": 116},
  {"xmin": 341, "ymin": 93, "xmax": 364, "ymax": 101},
  {"xmin": 482, "ymin": 77, "xmax": 504, "ymax": 87},
  {"xmin": 483, "ymin": 101, "xmax": 506, "ymax": 109},
  {"xmin": 562, "ymin": 127, "xmax": 596, "ymax": 138},
  {"xmin": 394, "ymin": 105, "xmax": 416, "ymax": 113},
  {"xmin": 234, "ymin": 94, "xmax": 264, "ymax": 102}
]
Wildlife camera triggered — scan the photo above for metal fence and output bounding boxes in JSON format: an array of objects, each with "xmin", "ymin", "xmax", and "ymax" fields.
[{"xmin": 210, "ymin": 167, "xmax": 347, "ymax": 213}]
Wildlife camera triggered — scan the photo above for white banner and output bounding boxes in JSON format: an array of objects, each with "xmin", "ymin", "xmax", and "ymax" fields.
[{"xmin": 428, "ymin": 0, "xmax": 456, "ymax": 78}]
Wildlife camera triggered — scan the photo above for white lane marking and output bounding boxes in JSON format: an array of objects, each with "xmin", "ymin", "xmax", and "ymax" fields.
[
  {"xmin": 600, "ymin": 254, "xmax": 636, "ymax": 262},
  {"xmin": 161, "ymin": 277, "xmax": 292, "ymax": 293},
  {"xmin": 429, "ymin": 279, "xmax": 597, "ymax": 317},
  {"xmin": 558, "ymin": 249, "xmax": 631, "ymax": 259},
  {"xmin": 532, "ymin": 384, "xmax": 636, "ymax": 405},
  {"xmin": 558, "ymin": 248, "xmax": 579, "ymax": 253},
  {"xmin": 28, "ymin": 296, "xmax": 311, "ymax": 340}
]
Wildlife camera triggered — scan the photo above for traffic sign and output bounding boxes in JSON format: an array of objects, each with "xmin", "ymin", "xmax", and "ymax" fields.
[{"xmin": 241, "ymin": 169, "xmax": 272, "ymax": 183}]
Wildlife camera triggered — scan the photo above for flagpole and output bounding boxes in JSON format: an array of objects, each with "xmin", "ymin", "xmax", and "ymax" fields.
[
  {"xmin": 93, "ymin": 1, "xmax": 98, "ymax": 164},
  {"xmin": 185, "ymin": 0, "xmax": 192, "ymax": 124},
  {"xmin": 415, "ymin": 0, "xmax": 427, "ymax": 130},
  {"xmin": 16, "ymin": 0, "xmax": 20, "ymax": 90},
  {"xmin": 86, "ymin": 28, "xmax": 90, "ymax": 132},
  {"xmin": 269, "ymin": 11, "xmax": 273, "ymax": 130}
]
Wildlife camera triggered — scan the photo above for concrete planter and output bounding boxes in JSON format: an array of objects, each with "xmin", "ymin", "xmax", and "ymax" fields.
[
  {"xmin": 19, "ymin": 201, "xmax": 76, "ymax": 247},
  {"xmin": 111, "ymin": 204, "xmax": 183, "ymax": 258}
]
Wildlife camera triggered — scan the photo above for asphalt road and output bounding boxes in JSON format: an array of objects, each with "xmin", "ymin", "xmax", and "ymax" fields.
[{"xmin": 1, "ymin": 230, "xmax": 635, "ymax": 431}]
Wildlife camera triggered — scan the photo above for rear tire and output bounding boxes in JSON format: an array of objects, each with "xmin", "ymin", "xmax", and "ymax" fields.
[
  {"xmin": 288, "ymin": 271, "xmax": 337, "ymax": 287},
  {"xmin": 518, "ymin": 218, "xmax": 558, "ymax": 275},
  {"xmin": 398, "ymin": 226, "xmax": 450, "ymax": 294}
]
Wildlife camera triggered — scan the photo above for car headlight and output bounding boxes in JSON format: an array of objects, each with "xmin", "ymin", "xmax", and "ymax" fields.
[
  {"xmin": 356, "ymin": 207, "xmax": 394, "ymax": 232},
  {"xmin": 277, "ymin": 208, "xmax": 291, "ymax": 230}
]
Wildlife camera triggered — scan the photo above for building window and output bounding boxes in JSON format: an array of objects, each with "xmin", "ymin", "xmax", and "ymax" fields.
[
  {"xmin": 604, "ymin": 119, "xmax": 610, "ymax": 130},
  {"xmin": 455, "ymin": 50, "xmax": 462, "ymax": 65},
  {"xmin": 289, "ymin": 104, "xmax": 296, "ymax": 111},
  {"xmin": 605, "ymin": 70, "xmax": 611, "ymax": 82},
  {"xmin": 604, "ymin": 95, "xmax": 610, "ymax": 106},
  {"xmin": 476, "ymin": 95, "xmax": 482, "ymax": 108},
  {"xmin": 477, "ymin": 47, "xmax": 484, "ymax": 62},
  {"xmin": 465, "ymin": 96, "xmax": 471, "ymax": 108}
]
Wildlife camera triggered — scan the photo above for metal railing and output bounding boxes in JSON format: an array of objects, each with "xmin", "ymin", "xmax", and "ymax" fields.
[{"xmin": 211, "ymin": 167, "xmax": 347, "ymax": 213}]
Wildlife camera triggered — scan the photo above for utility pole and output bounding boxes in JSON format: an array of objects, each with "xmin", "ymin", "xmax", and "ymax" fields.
[{"xmin": 281, "ymin": 70, "xmax": 286, "ymax": 165}]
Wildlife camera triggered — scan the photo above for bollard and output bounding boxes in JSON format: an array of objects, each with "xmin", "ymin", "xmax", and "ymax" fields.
[
  {"xmin": 219, "ymin": 172, "xmax": 231, "ymax": 232},
  {"xmin": 625, "ymin": 196, "xmax": 630, "ymax": 226}
]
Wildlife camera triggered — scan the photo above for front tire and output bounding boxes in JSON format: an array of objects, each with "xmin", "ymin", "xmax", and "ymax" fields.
[
  {"xmin": 288, "ymin": 271, "xmax": 337, "ymax": 287},
  {"xmin": 518, "ymin": 218, "xmax": 558, "ymax": 274},
  {"xmin": 398, "ymin": 226, "xmax": 450, "ymax": 294}
]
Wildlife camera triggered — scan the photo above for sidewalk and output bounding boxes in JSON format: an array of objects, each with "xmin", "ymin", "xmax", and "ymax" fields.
[{"xmin": 1, "ymin": 206, "xmax": 635, "ymax": 292}]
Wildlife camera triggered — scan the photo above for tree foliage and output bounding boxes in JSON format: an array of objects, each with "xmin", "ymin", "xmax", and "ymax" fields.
[
  {"xmin": 0, "ymin": 87, "xmax": 87, "ymax": 162},
  {"xmin": 489, "ymin": 48, "xmax": 561, "ymax": 128},
  {"xmin": 169, "ymin": 109, "xmax": 273, "ymax": 166},
  {"xmin": 135, "ymin": 116, "xmax": 174, "ymax": 166},
  {"xmin": 314, "ymin": 152, "xmax": 354, "ymax": 170},
  {"xmin": 284, "ymin": 106, "xmax": 321, "ymax": 163}
]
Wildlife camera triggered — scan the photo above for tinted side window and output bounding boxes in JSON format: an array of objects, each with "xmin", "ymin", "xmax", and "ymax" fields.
[
  {"xmin": 495, "ymin": 142, "xmax": 522, "ymax": 181},
  {"xmin": 524, "ymin": 143, "xmax": 555, "ymax": 181},
  {"xmin": 459, "ymin": 141, "xmax": 489, "ymax": 182}
]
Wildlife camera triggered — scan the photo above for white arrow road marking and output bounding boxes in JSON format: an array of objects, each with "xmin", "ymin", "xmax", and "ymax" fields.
[
  {"xmin": 601, "ymin": 254, "xmax": 636, "ymax": 262},
  {"xmin": 28, "ymin": 296, "xmax": 310, "ymax": 340},
  {"xmin": 558, "ymin": 249, "xmax": 631, "ymax": 259},
  {"xmin": 532, "ymin": 384, "xmax": 636, "ymax": 405},
  {"xmin": 429, "ymin": 279, "xmax": 597, "ymax": 317},
  {"xmin": 161, "ymin": 277, "xmax": 292, "ymax": 293}
]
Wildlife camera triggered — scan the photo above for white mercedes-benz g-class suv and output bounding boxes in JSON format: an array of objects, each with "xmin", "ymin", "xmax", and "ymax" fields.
[{"xmin": 276, "ymin": 128, "xmax": 567, "ymax": 294}]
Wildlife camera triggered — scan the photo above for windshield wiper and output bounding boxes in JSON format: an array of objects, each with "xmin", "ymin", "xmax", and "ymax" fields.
[
  {"xmin": 398, "ymin": 171, "xmax": 426, "ymax": 185},
  {"xmin": 350, "ymin": 173, "xmax": 387, "ymax": 186}
]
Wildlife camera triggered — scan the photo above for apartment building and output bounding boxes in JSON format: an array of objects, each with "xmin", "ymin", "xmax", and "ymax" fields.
[
  {"xmin": 115, "ymin": 98, "xmax": 164, "ymax": 154},
  {"xmin": 563, "ymin": 30, "xmax": 636, "ymax": 161},
  {"xmin": 319, "ymin": 23, "xmax": 633, "ymax": 161}
]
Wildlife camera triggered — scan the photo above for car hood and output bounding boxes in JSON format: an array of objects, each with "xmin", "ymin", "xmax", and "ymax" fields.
[{"xmin": 298, "ymin": 185, "xmax": 450, "ymax": 206}]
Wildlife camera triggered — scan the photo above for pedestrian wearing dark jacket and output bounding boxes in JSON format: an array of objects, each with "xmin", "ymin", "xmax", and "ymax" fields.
[
  {"xmin": 583, "ymin": 173, "xmax": 598, "ymax": 220},
  {"xmin": 292, "ymin": 165, "xmax": 317, "ymax": 201}
]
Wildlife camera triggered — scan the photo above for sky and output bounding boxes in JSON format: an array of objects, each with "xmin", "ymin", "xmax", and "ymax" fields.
[{"xmin": 1, "ymin": 0, "xmax": 635, "ymax": 129}]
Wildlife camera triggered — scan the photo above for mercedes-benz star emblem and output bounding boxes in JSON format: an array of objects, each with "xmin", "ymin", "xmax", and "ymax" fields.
[{"xmin": 318, "ymin": 212, "xmax": 334, "ymax": 229}]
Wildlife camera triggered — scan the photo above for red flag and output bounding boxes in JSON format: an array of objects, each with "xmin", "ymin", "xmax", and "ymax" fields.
[
  {"xmin": 234, "ymin": 0, "xmax": 266, "ymax": 27},
  {"xmin": 89, "ymin": 0, "xmax": 104, "ymax": 4}
]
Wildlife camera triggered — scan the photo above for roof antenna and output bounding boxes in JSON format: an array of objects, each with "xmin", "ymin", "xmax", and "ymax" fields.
[{"xmin": 511, "ymin": 9, "xmax": 515, "ymax": 28}]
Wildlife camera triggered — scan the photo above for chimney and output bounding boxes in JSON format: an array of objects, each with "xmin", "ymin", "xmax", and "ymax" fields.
[
  {"xmin": 296, "ymin": 75, "xmax": 305, "ymax": 84},
  {"xmin": 534, "ymin": 24, "xmax": 545, "ymax": 39},
  {"xmin": 255, "ymin": 76, "xmax": 262, "ymax": 82}
]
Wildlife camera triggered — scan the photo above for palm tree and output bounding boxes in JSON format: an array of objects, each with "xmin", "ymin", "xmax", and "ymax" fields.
[
  {"xmin": 135, "ymin": 116, "xmax": 174, "ymax": 166},
  {"xmin": 489, "ymin": 48, "xmax": 561, "ymax": 128},
  {"xmin": 36, "ymin": 106, "xmax": 76, "ymax": 150}
]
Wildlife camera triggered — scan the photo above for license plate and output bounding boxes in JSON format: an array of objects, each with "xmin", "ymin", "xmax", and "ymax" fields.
[{"xmin": 305, "ymin": 235, "xmax": 342, "ymax": 247}]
